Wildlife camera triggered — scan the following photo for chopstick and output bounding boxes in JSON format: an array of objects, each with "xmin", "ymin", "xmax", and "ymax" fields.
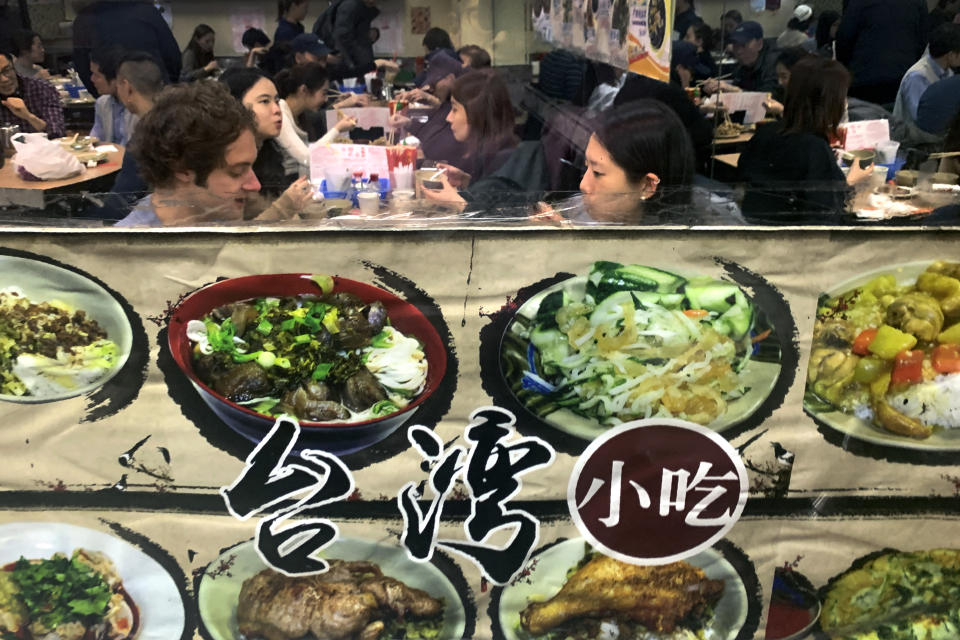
[
  {"xmin": 928, "ymin": 151, "xmax": 960, "ymax": 159},
  {"xmin": 696, "ymin": 74, "xmax": 732, "ymax": 87},
  {"xmin": 429, "ymin": 168, "xmax": 447, "ymax": 180}
]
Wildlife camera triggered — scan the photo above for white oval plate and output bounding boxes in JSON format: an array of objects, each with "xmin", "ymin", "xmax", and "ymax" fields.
[
  {"xmin": 0, "ymin": 255, "xmax": 133, "ymax": 403},
  {"xmin": 502, "ymin": 274, "xmax": 782, "ymax": 440},
  {"xmin": 496, "ymin": 538, "xmax": 748, "ymax": 640},
  {"xmin": 0, "ymin": 522, "xmax": 186, "ymax": 639},
  {"xmin": 198, "ymin": 537, "xmax": 468, "ymax": 640},
  {"xmin": 805, "ymin": 261, "xmax": 960, "ymax": 451}
]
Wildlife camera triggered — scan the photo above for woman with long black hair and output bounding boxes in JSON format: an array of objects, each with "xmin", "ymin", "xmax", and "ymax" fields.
[
  {"xmin": 180, "ymin": 24, "xmax": 218, "ymax": 82},
  {"xmin": 219, "ymin": 67, "xmax": 314, "ymax": 221}
]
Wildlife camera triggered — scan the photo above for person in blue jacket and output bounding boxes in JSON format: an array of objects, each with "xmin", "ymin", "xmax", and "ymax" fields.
[{"xmin": 72, "ymin": 0, "xmax": 181, "ymax": 96}]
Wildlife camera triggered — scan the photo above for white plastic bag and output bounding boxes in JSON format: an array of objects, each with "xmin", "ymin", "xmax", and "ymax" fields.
[{"xmin": 11, "ymin": 133, "xmax": 84, "ymax": 181}]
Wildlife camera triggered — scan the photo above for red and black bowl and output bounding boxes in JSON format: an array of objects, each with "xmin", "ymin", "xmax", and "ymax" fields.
[{"xmin": 168, "ymin": 274, "xmax": 447, "ymax": 455}]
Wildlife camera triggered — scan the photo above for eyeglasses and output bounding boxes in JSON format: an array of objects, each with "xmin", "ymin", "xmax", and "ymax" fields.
[{"xmin": 0, "ymin": 65, "xmax": 16, "ymax": 78}]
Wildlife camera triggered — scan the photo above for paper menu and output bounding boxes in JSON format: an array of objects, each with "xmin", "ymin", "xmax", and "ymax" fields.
[
  {"xmin": 325, "ymin": 107, "xmax": 391, "ymax": 131},
  {"xmin": 712, "ymin": 92, "xmax": 769, "ymax": 125},
  {"xmin": 841, "ymin": 119, "xmax": 890, "ymax": 151}
]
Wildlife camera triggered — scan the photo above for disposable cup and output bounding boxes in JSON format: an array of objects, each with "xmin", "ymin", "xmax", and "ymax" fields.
[
  {"xmin": 876, "ymin": 140, "xmax": 900, "ymax": 164},
  {"xmin": 357, "ymin": 191, "xmax": 380, "ymax": 216}
]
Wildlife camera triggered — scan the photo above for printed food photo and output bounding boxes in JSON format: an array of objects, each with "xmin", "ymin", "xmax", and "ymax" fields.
[
  {"xmin": 168, "ymin": 273, "xmax": 446, "ymax": 454},
  {"xmin": 819, "ymin": 548, "xmax": 960, "ymax": 639},
  {"xmin": 0, "ymin": 522, "xmax": 185, "ymax": 640},
  {"xmin": 0, "ymin": 256, "xmax": 132, "ymax": 403},
  {"xmin": 805, "ymin": 261, "xmax": 960, "ymax": 451},
  {"xmin": 500, "ymin": 262, "xmax": 781, "ymax": 442},
  {"xmin": 495, "ymin": 538, "xmax": 749, "ymax": 640},
  {"xmin": 198, "ymin": 537, "xmax": 469, "ymax": 640}
]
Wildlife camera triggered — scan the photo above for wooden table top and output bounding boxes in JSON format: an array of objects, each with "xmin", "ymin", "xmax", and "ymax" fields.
[
  {"xmin": 0, "ymin": 145, "xmax": 124, "ymax": 191},
  {"xmin": 713, "ymin": 153, "xmax": 741, "ymax": 169}
]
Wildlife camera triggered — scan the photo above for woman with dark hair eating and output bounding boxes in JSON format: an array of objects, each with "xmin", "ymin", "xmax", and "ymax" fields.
[
  {"xmin": 181, "ymin": 24, "xmax": 218, "ymax": 81},
  {"xmin": 739, "ymin": 57, "xmax": 873, "ymax": 221}
]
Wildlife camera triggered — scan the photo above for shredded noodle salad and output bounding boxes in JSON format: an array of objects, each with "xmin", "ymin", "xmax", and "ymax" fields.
[{"xmin": 516, "ymin": 262, "xmax": 756, "ymax": 427}]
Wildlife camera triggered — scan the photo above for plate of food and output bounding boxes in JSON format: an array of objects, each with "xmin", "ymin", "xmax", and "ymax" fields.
[
  {"xmin": 168, "ymin": 273, "xmax": 446, "ymax": 454},
  {"xmin": 819, "ymin": 548, "xmax": 960, "ymax": 639},
  {"xmin": 0, "ymin": 255, "xmax": 132, "ymax": 403},
  {"xmin": 500, "ymin": 262, "xmax": 781, "ymax": 441},
  {"xmin": 198, "ymin": 537, "xmax": 467, "ymax": 640},
  {"xmin": 496, "ymin": 538, "xmax": 748, "ymax": 640},
  {"xmin": 805, "ymin": 261, "xmax": 960, "ymax": 451},
  {"xmin": 0, "ymin": 522, "xmax": 185, "ymax": 639},
  {"xmin": 647, "ymin": 0, "xmax": 667, "ymax": 50}
]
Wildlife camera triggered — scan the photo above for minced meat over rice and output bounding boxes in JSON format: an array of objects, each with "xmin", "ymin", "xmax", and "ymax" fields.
[{"xmin": 0, "ymin": 290, "xmax": 108, "ymax": 396}]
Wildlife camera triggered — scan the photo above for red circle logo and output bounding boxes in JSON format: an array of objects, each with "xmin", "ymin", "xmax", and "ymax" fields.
[{"xmin": 568, "ymin": 419, "xmax": 747, "ymax": 565}]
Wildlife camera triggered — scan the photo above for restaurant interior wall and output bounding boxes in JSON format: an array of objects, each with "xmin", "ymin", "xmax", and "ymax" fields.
[{"xmin": 56, "ymin": 0, "xmax": 545, "ymax": 66}]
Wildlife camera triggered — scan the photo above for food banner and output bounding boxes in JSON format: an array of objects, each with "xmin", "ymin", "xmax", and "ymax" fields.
[
  {"xmin": 1, "ymin": 229, "xmax": 960, "ymax": 639},
  {"xmin": 532, "ymin": 0, "xmax": 673, "ymax": 82}
]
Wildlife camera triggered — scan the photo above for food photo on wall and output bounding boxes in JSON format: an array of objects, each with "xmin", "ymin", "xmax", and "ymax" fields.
[
  {"xmin": 481, "ymin": 260, "xmax": 796, "ymax": 454},
  {"xmin": 165, "ymin": 272, "xmax": 449, "ymax": 458},
  {"xmin": 805, "ymin": 260, "xmax": 960, "ymax": 462}
]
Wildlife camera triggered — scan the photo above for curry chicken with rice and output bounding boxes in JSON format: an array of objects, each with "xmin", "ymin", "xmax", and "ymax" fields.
[{"xmin": 808, "ymin": 261, "xmax": 960, "ymax": 440}]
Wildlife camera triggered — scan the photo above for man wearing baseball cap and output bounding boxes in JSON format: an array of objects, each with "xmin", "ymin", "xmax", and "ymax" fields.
[
  {"xmin": 704, "ymin": 21, "xmax": 778, "ymax": 94},
  {"xmin": 290, "ymin": 33, "xmax": 331, "ymax": 65}
]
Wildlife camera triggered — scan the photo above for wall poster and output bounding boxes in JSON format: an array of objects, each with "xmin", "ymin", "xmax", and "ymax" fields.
[{"xmin": 532, "ymin": 0, "xmax": 673, "ymax": 82}]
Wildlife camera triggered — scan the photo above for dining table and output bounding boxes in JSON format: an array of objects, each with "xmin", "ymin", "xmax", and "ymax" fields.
[
  {"xmin": 714, "ymin": 153, "xmax": 741, "ymax": 169},
  {"xmin": 0, "ymin": 144, "xmax": 124, "ymax": 210}
]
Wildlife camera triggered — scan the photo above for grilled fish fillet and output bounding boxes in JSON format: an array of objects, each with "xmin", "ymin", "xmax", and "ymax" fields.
[{"xmin": 520, "ymin": 554, "xmax": 724, "ymax": 635}]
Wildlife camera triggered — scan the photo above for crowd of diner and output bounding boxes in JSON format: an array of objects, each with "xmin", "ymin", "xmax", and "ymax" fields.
[{"xmin": 0, "ymin": 0, "xmax": 959, "ymax": 226}]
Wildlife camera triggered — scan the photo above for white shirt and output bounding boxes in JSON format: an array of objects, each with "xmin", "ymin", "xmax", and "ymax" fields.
[{"xmin": 276, "ymin": 98, "xmax": 341, "ymax": 177}]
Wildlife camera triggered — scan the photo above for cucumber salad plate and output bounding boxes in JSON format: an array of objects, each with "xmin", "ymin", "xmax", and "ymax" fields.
[{"xmin": 500, "ymin": 262, "xmax": 782, "ymax": 440}]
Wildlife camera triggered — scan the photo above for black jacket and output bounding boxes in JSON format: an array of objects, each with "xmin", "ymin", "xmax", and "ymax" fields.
[
  {"xmin": 614, "ymin": 74, "xmax": 713, "ymax": 172},
  {"xmin": 674, "ymin": 8, "xmax": 700, "ymax": 40},
  {"xmin": 836, "ymin": 0, "xmax": 929, "ymax": 88},
  {"xmin": 72, "ymin": 1, "xmax": 181, "ymax": 96},
  {"xmin": 323, "ymin": 0, "xmax": 379, "ymax": 79},
  {"xmin": 738, "ymin": 122, "xmax": 849, "ymax": 222},
  {"xmin": 732, "ymin": 44, "xmax": 779, "ymax": 93}
]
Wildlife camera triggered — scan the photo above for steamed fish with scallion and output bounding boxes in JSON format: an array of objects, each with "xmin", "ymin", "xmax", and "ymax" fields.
[
  {"xmin": 0, "ymin": 288, "xmax": 120, "ymax": 398},
  {"xmin": 515, "ymin": 262, "xmax": 756, "ymax": 427},
  {"xmin": 808, "ymin": 261, "xmax": 960, "ymax": 440},
  {"xmin": 186, "ymin": 280, "xmax": 428, "ymax": 423}
]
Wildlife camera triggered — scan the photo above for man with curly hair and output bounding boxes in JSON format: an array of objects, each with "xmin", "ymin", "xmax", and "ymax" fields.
[{"xmin": 116, "ymin": 81, "xmax": 262, "ymax": 226}]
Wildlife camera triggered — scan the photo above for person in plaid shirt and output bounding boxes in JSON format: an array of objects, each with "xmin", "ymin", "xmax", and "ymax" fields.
[{"xmin": 0, "ymin": 52, "xmax": 65, "ymax": 138}]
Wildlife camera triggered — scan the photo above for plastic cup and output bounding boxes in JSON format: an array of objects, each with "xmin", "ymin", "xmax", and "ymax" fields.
[
  {"xmin": 876, "ymin": 140, "xmax": 900, "ymax": 164},
  {"xmin": 415, "ymin": 168, "xmax": 435, "ymax": 198},
  {"xmin": 357, "ymin": 191, "xmax": 380, "ymax": 216},
  {"xmin": 391, "ymin": 190, "xmax": 415, "ymax": 213}
]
